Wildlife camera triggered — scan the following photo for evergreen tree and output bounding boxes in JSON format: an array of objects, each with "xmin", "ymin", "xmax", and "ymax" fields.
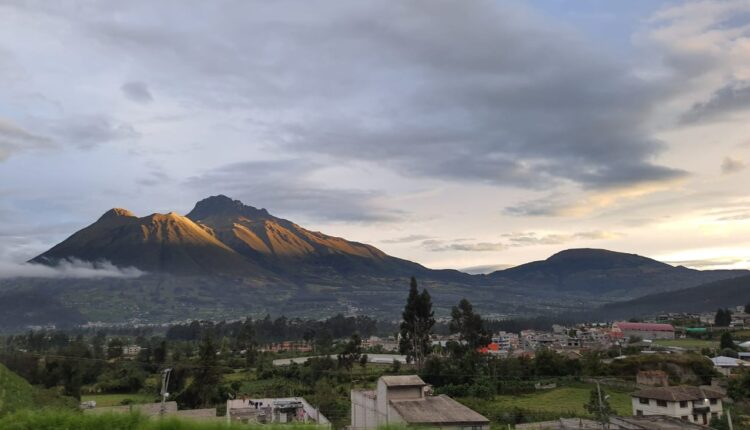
[
  {"xmin": 179, "ymin": 332, "xmax": 221, "ymax": 408},
  {"xmin": 449, "ymin": 298, "xmax": 490, "ymax": 350},
  {"xmin": 715, "ymin": 309, "xmax": 732, "ymax": 327},
  {"xmin": 721, "ymin": 331, "xmax": 735, "ymax": 350},
  {"xmin": 399, "ymin": 277, "xmax": 434, "ymax": 368}
]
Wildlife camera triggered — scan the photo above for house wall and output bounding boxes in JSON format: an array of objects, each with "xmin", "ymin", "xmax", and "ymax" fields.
[
  {"xmin": 622, "ymin": 329, "xmax": 674, "ymax": 340},
  {"xmin": 351, "ymin": 391, "xmax": 378, "ymax": 430},
  {"xmin": 631, "ymin": 397, "xmax": 723, "ymax": 424}
]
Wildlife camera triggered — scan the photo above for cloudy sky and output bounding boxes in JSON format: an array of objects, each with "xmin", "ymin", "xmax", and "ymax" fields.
[{"xmin": 1, "ymin": 0, "xmax": 750, "ymax": 272}]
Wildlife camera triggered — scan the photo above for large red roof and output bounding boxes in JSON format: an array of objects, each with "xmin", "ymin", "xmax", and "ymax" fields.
[{"xmin": 614, "ymin": 322, "xmax": 675, "ymax": 332}]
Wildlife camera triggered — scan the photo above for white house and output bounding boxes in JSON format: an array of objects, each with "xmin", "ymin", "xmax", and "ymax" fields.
[
  {"xmin": 351, "ymin": 375, "xmax": 489, "ymax": 430},
  {"xmin": 632, "ymin": 386, "xmax": 724, "ymax": 426}
]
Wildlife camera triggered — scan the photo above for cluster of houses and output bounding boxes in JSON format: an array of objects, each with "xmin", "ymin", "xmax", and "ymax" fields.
[
  {"xmin": 82, "ymin": 311, "xmax": 750, "ymax": 429},
  {"xmin": 84, "ymin": 373, "xmax": 730, "ymax": 429}
]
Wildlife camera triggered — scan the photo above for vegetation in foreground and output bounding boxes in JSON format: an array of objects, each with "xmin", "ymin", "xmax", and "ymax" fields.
[{"xmin": 0, "ymin": 409, "xmax": 324, "ymax": 430}]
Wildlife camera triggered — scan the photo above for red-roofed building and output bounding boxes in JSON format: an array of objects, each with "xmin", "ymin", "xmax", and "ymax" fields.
[{"xmin": 613, "ymin": 322, "xmax": 675, "ymax": 340}]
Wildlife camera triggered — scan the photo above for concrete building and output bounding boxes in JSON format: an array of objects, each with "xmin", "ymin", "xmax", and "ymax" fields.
[
  {"xmin": 351, "ymin": 375, "xmax": 489, "ymax": 430},
  {"xmin": 613, "ymin": 322, "xmax": 675, "ymax": 340},
  {"xmin": 226, "ymin": 397, "xmax": 329, "ymax": 425},
  {"xmin": 632, "ymin": 386, "xmax": 724, "ymax": 426}
]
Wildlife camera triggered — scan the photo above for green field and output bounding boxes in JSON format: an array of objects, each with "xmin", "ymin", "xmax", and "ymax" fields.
[
  {"xmin": 81, "ymin": 393, "xmax": 157, "ymax": 407},
  {"xmin": 459, "ymin": 384, "xmax": 632, "ymax": 420},
  {"xmin": 652, "ymin": 339, "xmax": 718, "ymax": 349}
]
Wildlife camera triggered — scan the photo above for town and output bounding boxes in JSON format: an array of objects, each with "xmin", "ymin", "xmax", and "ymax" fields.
[{"xmin": 4, "ymin": 280, "xmax": 750, "ymax": 430}]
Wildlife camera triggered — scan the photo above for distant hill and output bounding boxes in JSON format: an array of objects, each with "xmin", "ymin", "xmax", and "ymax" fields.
[
  {"xmin": 0, "ymin": 290, "xmax": 85, "ymax": 330},
  {"xmin": 488, "ymin": 248, "xmax": 745, "ymax": 298},
  {"xmin": 596, "ymin": 274, "xmax": 750, "ymax": 319}
]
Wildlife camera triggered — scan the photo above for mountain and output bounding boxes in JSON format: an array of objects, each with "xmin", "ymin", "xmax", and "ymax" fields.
[
  {"xmin": 11, "ymin": 199, "xmax": 748, "ymax": 328},
  {"xmin": 488, "ymin": 248, "xmax": 744, "ymax": 298},
  {"xmin": 31, "ymin": 208, "xmax": 265, "ymax": 275},
  {"xmin": 185, "ymin": 195, "xmax": 428, "ymax": 277},
  {"xmin": 596, "ymin": 274, "xmax": 750, "ymax": 319}
]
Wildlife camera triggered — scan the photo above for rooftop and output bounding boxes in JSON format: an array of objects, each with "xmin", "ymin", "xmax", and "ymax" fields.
[
  {"xmin": 633, "ymin": 386, "xmax": 724, "ymax": 402},
  {"xmin": 389, "ymin": 394, "xmax": 489, "ymax": 425},
  {"xmin": 711, "ymin": 356, "xmax": 750, "ymax": 367},
  {"xmin": 380, "ymin": 375, "xmax": 426, "ymax": 387},
  {"xmin": 615, "ymin": 322, "xmax": 675, "ymax": 332}
]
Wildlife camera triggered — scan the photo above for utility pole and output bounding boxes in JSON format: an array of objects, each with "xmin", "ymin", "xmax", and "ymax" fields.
[
  {"xmin": 727, "ymin": 408, "xmax": 734, "ymax": 430},
  {"xmin": 160, "ymin": 368, "xmax": 172, "ymax": 416}
]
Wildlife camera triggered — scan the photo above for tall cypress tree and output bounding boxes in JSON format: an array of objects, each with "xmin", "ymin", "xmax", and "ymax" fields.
[
  {"xmin": 399, "ymin": 277, "xmax": 420, "ymax": 362},
  {"xmin": 399, "ymin": 277, "xmax": 434, "ymax": 369},
  {"xmin": 450, "ymin": 298, "xmax": 490, "ymax": 350}
]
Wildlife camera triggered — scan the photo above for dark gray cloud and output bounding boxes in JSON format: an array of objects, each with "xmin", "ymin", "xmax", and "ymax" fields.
[
  {"xmin": 682, "ymin": 80, "xmax": 750, "ymax": 124},
  {"xmin": 721, "ymin": 156, "xmax": 746, "ymax": 175},
  {"xmin": 121, "ymin": 81, "xmax": 153, "ymax": 104},
  {"xmin": 25, "ymin": 0, "xmax": 686, "ymax": 191},
  {"xmin": 184, "ymin": 159, "xmax": 402, "ymax": 222}
]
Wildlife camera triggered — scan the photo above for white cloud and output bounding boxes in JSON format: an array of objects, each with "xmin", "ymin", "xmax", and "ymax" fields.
[{"xmin": 0, "ymin": 258, "xmax": 145, "ymax": 279}]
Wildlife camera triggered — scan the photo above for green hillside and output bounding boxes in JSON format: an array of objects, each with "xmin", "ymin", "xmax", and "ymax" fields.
[
  {"xmin": 0, "ymin": 362, "xmax": 77, "ymax": 416},
  {"xmin": 0, "ymin": 362, "xmax": 35, "ymax": 416}
]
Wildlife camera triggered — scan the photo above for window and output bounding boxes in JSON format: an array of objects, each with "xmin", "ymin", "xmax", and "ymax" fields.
[
  {"xmin": 681, "ymin": 416, "xmax": 689, "ymax": 420},
  {"xmin": 712, "ymin": 413, "xmax": 718, "ymax": 419},
  {"xmin": 710, "ymin": 399, "xmax": 718, "ymax": 405},
  {"xmin": 639, "ymin": 398, "xmax": 649, "ymax": 405},
  {"xmin": 656, "ymin": 400, "xmax": 668, "ymax": 407},
  {"xmin": 679, "ymin": 401, "xmax": 688, "ymax": 408},
  {"xmin": 636, "ymin": 410, "xmax": 643, "ymax": 416}
]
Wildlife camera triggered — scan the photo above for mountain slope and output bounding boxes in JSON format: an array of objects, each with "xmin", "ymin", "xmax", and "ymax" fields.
[
  {"xmin": 186, "ymin": 195, "xmax": 429, "ymax": 276},
  {"xmin": 489, "ymin": 248, "xmax": 745, "ymax": 297},
  {"xmin": 32, "ymin": 209, "xmax": 259, "ymax": 275},
  {"xmin": 597, "ymin": 274, "xmax": 750, "ymax": 318}
]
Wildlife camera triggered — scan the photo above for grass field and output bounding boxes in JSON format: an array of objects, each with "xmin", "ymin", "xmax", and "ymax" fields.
[
  {"xmin": 459, "ymin": 383, "xmax": 632, "ymax": 421},
  {"xmin": 81, "ymin": 393, "xmax": 157, "ymax": 407},
  {"xmin": 652, "ymin": 339, "xmax": 718, "ymax": 349}
]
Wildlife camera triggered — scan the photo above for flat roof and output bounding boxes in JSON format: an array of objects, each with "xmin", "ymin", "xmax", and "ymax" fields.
[
  {"xmin": 380, "ymin": 375, "xmax": 426, "ymax": 387},
  {"xmin": 389, "ymin": 395, "xmax": 489, "ymax": 425}
]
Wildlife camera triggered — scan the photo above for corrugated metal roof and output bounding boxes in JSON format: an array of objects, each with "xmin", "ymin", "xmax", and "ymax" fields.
[{"xmin": 389, "ymin": 395, "xmax": 489, "ymax": 425}]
